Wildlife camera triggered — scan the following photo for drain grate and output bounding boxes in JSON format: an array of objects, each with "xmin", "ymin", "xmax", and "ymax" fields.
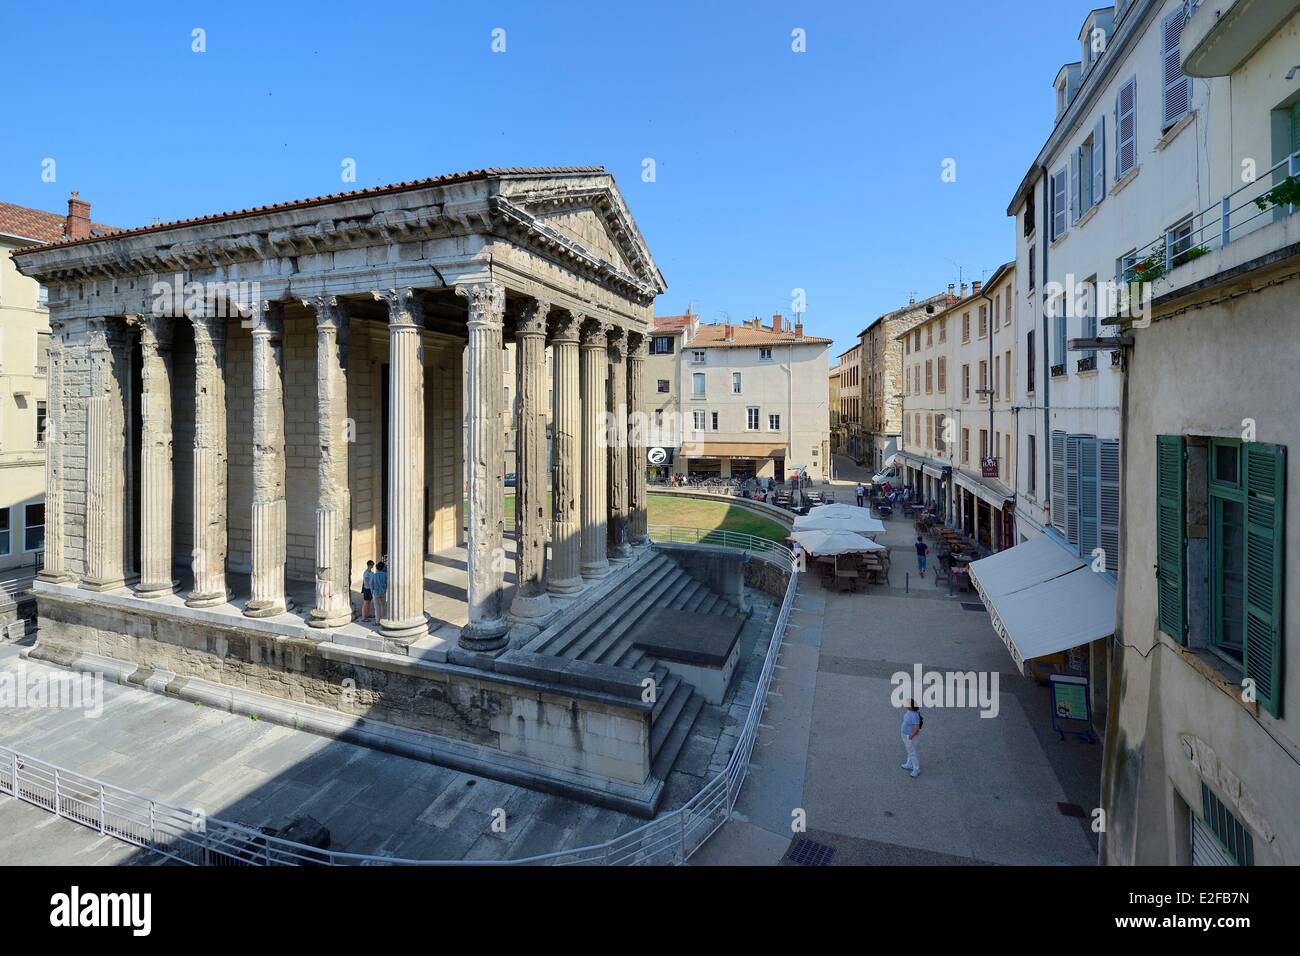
[
  {"xmin": 783, "ymin": 836, "xmax": 837, "ymax": 866},
  {"xmin": 1056, "ymin": 802, "xmax": 1087, "ymax": 819},
  {"xmin": 960, "ymin": 603, "xmax": 986, "ymax": 612}
]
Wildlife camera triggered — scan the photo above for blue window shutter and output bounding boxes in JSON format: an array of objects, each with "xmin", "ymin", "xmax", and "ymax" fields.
[
  {"xmin": 1243, "ymin": 442, "xmax": 1285, "ymax": 717},
  {"xmin": 1051, "ymin": 430, "xmax": 1067, "ymax": 534},
  {"xmin": 1070, "ymin": 149, "xmax": 1081, "ymax": 223},
  {"xmin": 1156, "ymin": 435, "xmax": 1186, "ymax": 642},
  {"xmin": 1079, "ymin": 437, "xmax": 1100, "ymax": 556},
  {"xmin": 1066, "ymin": 434, "xmax": 1083, "ymax": 548},
  {"xmin": 1092, "ymin": 116, "xmax": 1106, "ymax": 206}
]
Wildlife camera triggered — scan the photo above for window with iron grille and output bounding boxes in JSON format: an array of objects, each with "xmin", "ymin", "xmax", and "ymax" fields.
[{"xmin": 1200, "ymin": 782, "xmax": 1254, "ymax": 865}]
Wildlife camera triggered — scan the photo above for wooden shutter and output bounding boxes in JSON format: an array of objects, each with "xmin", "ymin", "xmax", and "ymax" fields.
[
  {"xmin": 1162, "ymin": 8, "xmax": 1190, "ymax": 127},
  {"xmin": 1079, "ymin": 438, "xmax": 1100, "ymax": 555},
  {"xmin": 1100, "ymin": 440, "xmax": 1121, "ymax": 577},
  {"xmin": 1070, "ymin": 149, "xmax": 1082, "ymax": 223},
  {"xmin": 1051, "ymin": 430, "xmax": 1067, "ymax": 534},
  {"xmin": 1092, "ymin": 116, "xmax": 1106, "ymax": 206},
  {"xmin": 1066, "ymin": 435, "xmax": 1084, "ymax": 547},
  {"xmin": 1243, "ymin": 442, "xmax": 1285, "ymax": 717},
  {"xmin": 1116, "ymin": 77, "xmax": 1137, "ymax": 177},
  {"xmin": 1052, "ymin": 169, "xmax": 1067, "ymax": 239},
  {"xmin": 1156, "ymin": 435, "xmax": 1186, "ymax": 642}
]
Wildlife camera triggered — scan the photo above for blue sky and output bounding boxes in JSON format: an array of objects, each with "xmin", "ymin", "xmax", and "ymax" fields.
[{"xmin": 1, "ymin": 0, "xmax": 1100, "ymax": 357}]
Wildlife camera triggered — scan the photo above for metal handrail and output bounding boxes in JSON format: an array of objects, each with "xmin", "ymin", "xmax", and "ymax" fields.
[{"xmin": 1, "ymin": 527, "xmax": 797, "ymax": 866}]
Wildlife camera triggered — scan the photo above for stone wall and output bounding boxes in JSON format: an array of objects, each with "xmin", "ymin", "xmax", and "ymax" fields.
[{"xmin": 742, "ymin": 554, "xmax": 791, "ymax": 601}]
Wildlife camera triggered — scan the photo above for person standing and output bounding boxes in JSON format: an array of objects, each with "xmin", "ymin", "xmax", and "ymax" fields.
[
  {"xmin": 900, "ymin": 699, "xmax": 923, "ymax": 777},
  {"xmin": 360, "ymin": 560, "xmax": 376, "ymax": 622},
  {"xmin": 856, "ymin": 482, "xmax": 866, "ymax": 507},
  {"xmin": 915, "ymin": 535, "xmax": 929, "ymax": 577},
  {"xmin": 371, "ymin": 560, "xmax": 389, "ymax": 624}
]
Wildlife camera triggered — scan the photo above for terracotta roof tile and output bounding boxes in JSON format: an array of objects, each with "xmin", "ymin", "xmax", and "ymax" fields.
[
  {"xmin": 0, "ymin": 200, "xmax": 115, "ymax": 245},
  {"xmin": 652, "ymin": 313, "xmax": 693, "ymax": 332},
  {"xmin": 10, "ymin": 166, "xmax": 607, "ymax": 256},
  {"xmin": 690, "ymin": 323, "xmax": 832, "ymax": 348}
]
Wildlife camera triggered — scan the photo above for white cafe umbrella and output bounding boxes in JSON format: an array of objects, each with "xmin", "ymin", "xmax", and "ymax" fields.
[
  {"xmin": 793, "ymin": 504, "xmax": 885, "ymax": 537},
  {"xmin": 791, "ymin": 529, "xmax": 886, "ymax": 578}
]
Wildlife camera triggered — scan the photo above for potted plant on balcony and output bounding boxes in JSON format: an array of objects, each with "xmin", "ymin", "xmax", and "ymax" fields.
[{"xmin": 1253, "ymin": 175, "xmax": 1300, "ymax": 212}]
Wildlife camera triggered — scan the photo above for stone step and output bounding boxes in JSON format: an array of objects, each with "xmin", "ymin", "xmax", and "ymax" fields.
[
  {"xmin": 564, "ymin": 564, "xmax": 683, "ymax": 663},
  {"xmin": 697, "ymin": 593, "xmax": 719, "ymax": 615},
  {"xmin": 671, "ymin": 579, "xmax": 704, "ymax": 611},
  {"xmin": 528, "ymin": 554, "xmax": 672, "ymax": 654},
  {"xmin": 649, "ymin": 674, "xmax": 682, "ymax": 726},
  {"xmin": 650, "ymin": 679, "xmax": 691, "ymax": 757},
  {"xmin": 650, "ymin": 693, "xmax": 705, "ymax": 780},
  {"xmin": 590, "ymin": 572, "xmax": 696, "ymax": 666},
  {"xmin": 682, "ymin": 584, "xmax": 710, "ymax": 613},
  {"xmin": 535, "ymin": 557, "xmax": 674, "ymax": 658}
]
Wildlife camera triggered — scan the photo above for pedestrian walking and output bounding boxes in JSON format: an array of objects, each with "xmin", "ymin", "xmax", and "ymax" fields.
[
  {"xmin": 915, "ymin": 535, "xmax": 929, "ymax": 577},
  {"xmin": 856, "ymin": 482, "xmax": 866, "ymax": 507},
  {"xmin": 360, "ymin": 560, "xmax": 376, "ymax": 621},
  {"xmin": 371, "ymin": 560, "xmax": 389, "ymax": 624},
  {"xmin": 900, "ymin": 699, "xmax": 923, "ymax": 777}
]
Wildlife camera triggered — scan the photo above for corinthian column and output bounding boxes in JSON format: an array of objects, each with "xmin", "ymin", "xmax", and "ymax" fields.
[
  {"xmin": 245, "ymin": 301, "xmax": 292, "ymax": 617},
  {"xmin": 510, "ymin": 297, "xmax": 553, "ymax": 620},
  {"xmin": 186, "ymin": 313, "xmax": 230, "ymax": 608},
  {"xmin": 606, "ymin": 325, "xmax": 631, "ymax": 562},
  {"xmin": 37, "ymin": 320, "xmax": 73, "ymax": 584},
  {"xmin": 627, "ymin": 332, "xmax": 650, "ymax": 546},
  {"xmin": 376, "ymin": 288, "xmax": 430, "ymax": 642},
  {"xmin": 82, "ymin": 317, "xmax": 130, "ymax": 591},
  {"xmin": 579, "ymin": 318, "xmax": 610, "ymax": 578},
  {"xmin": 547, "ymin": 311, "xmax": 583, "ymax": 594},
  {"xmin": 134, "ymin": 315, "xmax": 177, "ymax": 597},
  {"xmin": 306, "ymin": 295, "xmax": 352, "ymax": 628},
  {"xmin": 460, "ymin": 280, "xmax": 509, "ymax": 649}
]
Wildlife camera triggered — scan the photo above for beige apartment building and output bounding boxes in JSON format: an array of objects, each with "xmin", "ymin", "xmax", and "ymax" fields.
[
  {"xmin": 859, "ymin": 291, "xmax": 952, "ymax": 476},
  {"xmin": 828, "ymin": 363, "xmax": 841, "ymax": 453},
  {"xmin": 648, "ymin": 311, "xmax": 831, "ymax": 482},
  {"xmin": 836, "ymin": 343, "xmax": 862, "ymax": 461}
]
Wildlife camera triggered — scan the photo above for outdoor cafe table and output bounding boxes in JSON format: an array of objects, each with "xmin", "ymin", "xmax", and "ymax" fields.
[{"xmin": 835, "ymin": 569, "xmax": 860, "ymax": 592}]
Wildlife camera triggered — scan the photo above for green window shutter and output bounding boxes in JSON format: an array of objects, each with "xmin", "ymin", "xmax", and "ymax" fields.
[
  {"xmin": 1156, "ymin": 435, "xmax": 1186, "ymax": 642},
  {"xmin": 1243, "ymin": 443, "xmax": 1285, "ymax": 717},
  {"xmin": 1100, "ymin": 440, "xmax": 1122, "ymax": 577},
  {"xmin": 1290, "ymin": 103, "xmax": 1300, "ymax": 155}
]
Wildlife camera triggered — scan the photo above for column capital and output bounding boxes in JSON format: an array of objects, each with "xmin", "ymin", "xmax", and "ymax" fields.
[
  {"xmin": 606, "ymin": 324, "xmax": 628, "ymax": 361},
  {"xmin": 516, "ymin": 297, "xmax": 550, "ymax": 338},
  {"xmin": 128, "ymin": 313, "xmax": 174, "ymax": 351},
  {"xmin": 457, "ymin": 280, "xmax": 506, "ymax": 329},
  {"xmin": 626, "ymin": 330, "xmax": 648, "ymax": 360},
  {"xmin": 189, "ymin": 311, "xmax": 227, "ymax": 344},
  {"xmin": 303, "ymin": 294, "xmax": 349, "ymax": 332},
  {"xmin": 247, "ymin": 299, "xmax": 286, "ymax": 337},
  {"xmin": 549, "ymin": 309, "xmax": 582, "ymax": 344},
  {"xmin": 579, "ymin": 316, "xmax": 609, "ymax": 348},
  {"xmin": 373, "ymin": 287, "xmax": 424, "ymax": 328}
]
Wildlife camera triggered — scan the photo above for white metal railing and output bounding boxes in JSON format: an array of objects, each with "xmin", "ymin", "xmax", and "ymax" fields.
[
  {"xmin": 1122, "ymin": 148, "xmax": 1300, "ymax": 295},
  {"xmin": 1, "ymin": 532, "xmax": 797, "ymax": 866}
]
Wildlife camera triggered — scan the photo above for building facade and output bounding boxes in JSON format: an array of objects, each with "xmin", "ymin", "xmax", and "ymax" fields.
[
  {"xmin": 828, "ymin": 363, "xmax": 841, "ymax": 455},
  {"xmin": 1101, "ymin": 0, "xmax": 1300, "ymax": 866},
  {"xmin": 835, "ymin": 343, "xmax": 862, "ymax": 462}
]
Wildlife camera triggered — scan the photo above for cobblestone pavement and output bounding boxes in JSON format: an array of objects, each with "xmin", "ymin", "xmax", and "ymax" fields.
[{"xmin": 693, "ymin": 506, "xmax": 1102, "ymax": 866}]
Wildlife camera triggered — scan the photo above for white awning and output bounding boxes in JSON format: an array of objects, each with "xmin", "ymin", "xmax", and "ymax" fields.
[
  {"xmin": 968, "ymin": 537, "xmax": 1117, "ymax": 674},
  {"xmin": 922, "ymin": 463, "xmax": 946, "ymax": 479},
  {"xmin": 953, "ymin": 469, "xmax": 1014, "ymax": 508}
]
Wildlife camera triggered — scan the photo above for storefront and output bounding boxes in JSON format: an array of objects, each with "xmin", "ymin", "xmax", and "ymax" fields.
[
  {"xmin": 953, "ymin": 470, "xmax": 1014, "ymax": 554},
  {"xmin": 686, "ymin": 457, "xmax": 722, "ymax": 478},
  {"xmin": 646, "ymin": 445, "xmax": 677, "ymax": 482}
]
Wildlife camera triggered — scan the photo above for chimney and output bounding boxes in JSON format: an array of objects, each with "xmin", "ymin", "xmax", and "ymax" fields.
[
  {"xmin": 66, "ymin": 191, "xmax": 91, "ymax": 240},
  {"xmin": 959, "ymin": 281, "xmax": 968, "ymax": 297},
  {"xmin": 947, "ymin": 283, "xmax": 956, "ymax": 300},
  {"xmin": 794, "ymin": 322, "xmax": 804, "ymax": 339},
  {"xmin": 772, "ymin": 312, "xmax": 783, "ymax": 333},
  {"xmin": 971, "ymin": 280, "xmax": 982, "ymax": 296},
  {"xmin": 723, "ymin": 322, "xmax": 734, "ymax": 341}
]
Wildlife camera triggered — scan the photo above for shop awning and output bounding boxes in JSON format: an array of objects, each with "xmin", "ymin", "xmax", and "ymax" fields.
[
  {"xmin": 694, "ymin": 442, "xmax": 786, "ymax": 457},
  {"xmin": 968, "ymin": 536, "xmax": 1116, "ymax": 674},
  {"xmin": 953, "ymin": 469, "xmax": 1014, "ymax": 508},
  {"xmin": 922, "ymin": 463, "xmax": 946, "ymax": 480}
]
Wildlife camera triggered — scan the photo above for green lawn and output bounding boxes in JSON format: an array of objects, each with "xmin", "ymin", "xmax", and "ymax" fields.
[{"xmin": 500, "ymin": 492, "xmax": 787, "ymax": 542}]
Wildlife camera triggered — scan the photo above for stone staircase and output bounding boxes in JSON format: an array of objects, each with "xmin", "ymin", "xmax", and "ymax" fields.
[{"xmin": 523, "ymin": 553, "xmax": 746, "ymax": 781}]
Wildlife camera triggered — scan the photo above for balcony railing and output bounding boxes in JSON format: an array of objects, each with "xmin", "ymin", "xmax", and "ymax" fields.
[
  {"xmin": 1122, "ymin": 149, "xmax": 1300, "ymax": 299},
  {"xmin": 1110, "ymin": 350, "xmax": 1122, "ymax": 367},
  {"xmin": 1077, "ymin": 355, "xmax": 1096, "ymax": 373},
  {"xmin": 1050, "ymin": 362, "xmax": 1067, "ymax": 378}
]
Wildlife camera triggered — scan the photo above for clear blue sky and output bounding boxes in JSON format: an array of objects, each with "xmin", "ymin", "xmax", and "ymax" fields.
[{"xmin": 1, "ymin": 0, "xmax": 1099, "ymax": 357}]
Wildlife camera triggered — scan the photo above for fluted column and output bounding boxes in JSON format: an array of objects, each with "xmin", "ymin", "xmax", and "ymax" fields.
[
  {"xmin": 510, "ymin": 297, "xmax": 553, "ymax": 620},
  {"xmin": 627, "ymin": 332, "xmax": 649, "ymax": 546},
  {"xmin": 307, "ymin": 295, "xmax": 352, "ymax": 628},
  {"xmin": 82, "ymin": 317, "xmax": 130, "ymax": 591},
  {"xmin": 37, "ymin": 320, "xmax": 73, "ymax": 583},
  {"xmin": 186, "ymin": 313, "xmax": 230, "ymax": 608},
  {"xmin": 460, "ymin": 281, "xmax": 509, "ymax": 649},
  {"xmin": 547, "ymin": 312, "xmax": 584, "ymax": 594},
  {"xmin": 245, "ymin": 301, "xmax": 292, "ymax": 617},
  {"xmin": 377, "ymin": 288, "xmax": 430, "ymax": 642},
  {"xmin": 606, "ymin": 325, "xmax": 631, "ymax": 561},
  {"xmin": 134, "ymin": 315, "xmax": 176, "ymax": 597},
  {"xmin": 579, "ymin": 318, "xmax": 610, "ymax": 578}
]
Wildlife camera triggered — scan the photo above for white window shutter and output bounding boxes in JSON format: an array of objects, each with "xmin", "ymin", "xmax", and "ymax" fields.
[
  {"xmin": 1079, "ymin": 437, "xmax": 1100, "ymax": 556},
  {"xmin": 1066, "ymin": 435, "xmax": 1082, "ymax": 547},
  {"xmin": 1116, "ymin": 78, "xmax": 1136, "ymax": 177},
  {"xmin": 1051, "ymin": 430, "xmax": 1068, "ymax": 534},
  {"xmin": 1162, "ymin": 8, "xmax": 1190, "ymax": 127},
  {"xmin": 1070, "ymin": 149, "xmax": 1081, "ymax": 223},
  {"xmin": 1092, "ymin": 116, "xmax": 1106, "ymax": 206}
]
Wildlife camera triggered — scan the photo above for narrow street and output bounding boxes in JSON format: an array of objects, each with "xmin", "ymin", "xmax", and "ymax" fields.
[{"xmin": 694, "ymin": 500, "xmax": 1101, "ymax": 865}]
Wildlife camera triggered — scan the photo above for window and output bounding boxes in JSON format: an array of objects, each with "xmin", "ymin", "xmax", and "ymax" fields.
[
  {"xmin": 962, "ymin": 428, "xmax": 970, "ymax": 464},
  {"xmin": 711, "ymin": 411, "xmax": 719, "ymax": 431},
  {"xmin": 746, "ymin": 407, "xmax": 760, "ymax": 430},
  {"xmin": 693, "ymin": 410, "xmax": 706, "ymax": 430},
  {"xmin": 961, "ymin": 312, "xmax": 970, "ymax": 342},
  {"xmin": 652, "ymin": 336, "xmax": 674, "ymax": 355},
  {"xmin": 926, "ymin": 325, "xmax": 933, "ymax": 346},
  {"xmin": 978, "ymin": 360, "xmax": 988, "ymax": 398},
  {"xmin": 502, "ymin": 350, "xmax": 511, "ymax": 372},
  {"xmin": 937, "ymin": 356, "xmax": 946, "ymax": 393},
  {"xmin": 691, "ymin": 350, "xmax": 706, "ymax": 364},
  {"xmin": 654, "ymin": 409, "xmax": 664, "ymax": 427},
  {"xmin": 979, "ymin": 429, "xmax": 989, "ymax": 462},
  {"xmin": 37, "ymin": 285, "xmax": 49, "ymax": 307},
  {"xmin": 1053, "ymin": 433, "xmax": 1121, "ymax": 573},
  {"xmin": 1161, "ymin": 7, "xmax": 1191, "ymax": 129},
  {"xmin": 24, "ymin": 502, "xmax": 44, "ymax": 552},
  {"xmin": 36, "ymin": 401, "xmax": 47, "ymax": 446},
  {"xmin": 768, "ymin": 413, "xmax": 781, "ymax": 431},
  {"xmin": 962, "ymin": 363, "xmax": 970, "ymax": 401},
  {"xmin": 1198, "ymin": 782, "xmax": 1254, "ymax": 866},
  {"xmin": 1026, "ymin": 329, "xmax": 1036, "ymax": 393},
  {"xmin": 913, "ymin": 329, "xmax": 921, "ymax": 351},
  {"xmin": 0, "ymin": 508, "xmax": 8, "ymax": 556},
  {"xmin": 503, "ymin": 385, "xmax": 510, "ymax": 413},
  {"xmin": 1073, "ymin": 118, "xmax": 1106, "ymax": 220},
  {"xmin": 1028, "ymin": 245, "xmax": 1036, "ymax": 291},
  {"xmin": 692, "ymin": 372, "xmax": 706, "ymax": 397},
  {"xmin": 1028, "ymin": 434, "xmax": 1037, "ymax": 496},
  {"xmin": 926, "ymin": 416, "xmax": 933, "ymax": 449},
  {"xmin": 978, "ymin": 305, "xmax": 988, "ymax": 338},
  {"xmin": 925, "ymin": 360, "xmax": 933, "ymax": 393},
  {"xmin": 993, "ymin": 356, "xmax": 1000, "ymax": 399},
  {"xmin": 759, "ymin": 347, "xmax": 773, "ymax": 361},
  {"xmin": 1050, "ymin": 167, "xmax": 1069, "ymax": 240},
  {"xmin": 1024, "ymin": 190, "xmax": 1036, "ymax": 237},
  {"xmin": 993, "ymin": 293, "xmax": 1001, "ymax": 331},
  {"xmin": 656, "ymin": 379, "xmax": 670, "ymax": 394},
  {"xmin": 1115, "ymin": 77, "xmax": 1137, "ymax": 178},
  {"xmin": 938, "ymin": 318, "xmax": 947, "ymax": 343},
  {"xmin": 1080, "ymin": 277, "xmax": 1098, "ymax": 366},
  {"xmin": 1054, "ymin": 297, "xmax": 1068, "ymax": 371},
  {"xmin": 36, "ymin": 332, "xmax": 51, "ymax": 376},
  {"xmin": 732, "ymin": 372, "xmax": 742, "ymax": 394},
  {"xmin": 934, "ymin": 415, "xmax": 946, "ymax": 453},
  {"xmin": 1167, "ymin": 216, "xmax": 1195, "ymax": 267}
]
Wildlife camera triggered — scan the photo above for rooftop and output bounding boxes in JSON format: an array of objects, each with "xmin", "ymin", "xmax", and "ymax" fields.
[{"xmin": 0, "ymin": 197, "xmax": 114, "ymax": 245}]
